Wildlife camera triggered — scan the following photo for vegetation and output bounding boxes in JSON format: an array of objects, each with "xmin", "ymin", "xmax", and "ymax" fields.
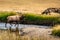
[
  {"xmin": 0, "ymin": 12, "xmax": 60, "ymax": 26},
  {"xmin": 0, "ymin": 29, "xmax": 58, "ymax": 40},
  {"xmin": 0, "ymin": 12, "xmax": 60, "ymax": 40},
  {"xmin": 52, "ymin": 25, "xmax": 60, "ymax": 37},
  {"xmin": 0, "ymin": 11, "xmax": 16, "ymax": 22},
  {"xmin": 23, "ymin": 13, "xmax": 60, "ymax": 26}
]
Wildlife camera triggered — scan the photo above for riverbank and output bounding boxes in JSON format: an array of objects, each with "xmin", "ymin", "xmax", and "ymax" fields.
[
  {"xmin": 0, "ymin": 11, "xmax": 60, "ymax": 26},
  {"xmin": 0, "ymin": 27, "xmax": 60, "ymax": 40},
  {"xmin": 0, "ymin": 11, "xmax": 16, "ymax": 22},
  {"xmin": 22, "ymin": 13, "xmax": 60, "ymax": 26}
]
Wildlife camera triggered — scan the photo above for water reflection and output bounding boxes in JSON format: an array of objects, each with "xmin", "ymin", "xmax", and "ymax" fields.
[{"xmin": 0, "ymin": 23, "xmax": 50, "ymax": 29}]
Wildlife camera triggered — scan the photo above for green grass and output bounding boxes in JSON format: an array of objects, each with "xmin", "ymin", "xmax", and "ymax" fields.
[
  {"xmin": 0, "ymin": 11, "xmax": 16, "ymax": 22},
  {"xmin": 52, "ymin": 25, "xmax": 60, "ymax": 37},
  {"xmin": 23, "ymin": 13, "xmax": 60, "ymax": 26},
  {"xmin": 0, "ymin": 12, "xmax": 60, "ymax": 26},
  {"xmin": 52, "ymin": 30, "xmax": 60, "ymax": 37}
]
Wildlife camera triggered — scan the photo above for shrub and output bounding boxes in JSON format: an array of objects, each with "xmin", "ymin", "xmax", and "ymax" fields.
[{"xmin": 52, "ymin": 25, "xmax": 60, "ymax": 37}]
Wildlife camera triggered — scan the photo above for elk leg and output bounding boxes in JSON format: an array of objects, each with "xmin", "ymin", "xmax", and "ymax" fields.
[
  {"xmin": 15, "ymin": 23, "xmax": 17, "ymax": 27},
  {"xmin": 10, "ymin": 23, "xmax": 13, "ymax": 27},
  {"xmin": 49, "ymin": 12, "xmax": 51, "ymax": 15},
  {"xmin": 46, "ymin": 13, "xmax": 48, "ymax": 15},
  {"xmin": 17, "ymin": 22, "xmax": 20, "ymax": 27},
  {"xmin": 5, "ymin": 21, "xmax": 7, "ymax": 28}
]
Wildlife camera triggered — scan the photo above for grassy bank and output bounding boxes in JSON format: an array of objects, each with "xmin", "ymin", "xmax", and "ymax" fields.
[
  {"xmin": 0, "ymin": 11, "xmax": 16, "ymax": 22},
  {"xmin": 22, "ymin": 13, "xmax": 60, "ymax": 26},
  {"xmin": 52, "ymin": 25, "xmax": 60, "ymax": 37},
  {"xmin": 0, "ymin": 12, "xmax": 60, "ymax": 26}
]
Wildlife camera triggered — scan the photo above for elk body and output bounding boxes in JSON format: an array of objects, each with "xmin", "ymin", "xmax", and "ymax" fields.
[
  {"xmin": 5, "ymin": 14, "xmax": 24, "ymax": 28},
  {"xmin": 5, "ymin": 13, "xmax": 25, "ymax": 36}
]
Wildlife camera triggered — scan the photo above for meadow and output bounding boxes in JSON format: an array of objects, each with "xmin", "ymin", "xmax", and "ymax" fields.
[
  {"xmin": 0, "ymin": 11, "xmax": 60, "ymax": 40},
  {"xmin": 0, "ymin": 27, "xmax": 60, "ymax": 40},
  {"xmin": 0, "ymin": 0, "xmax": 60, "ymax": 40}
]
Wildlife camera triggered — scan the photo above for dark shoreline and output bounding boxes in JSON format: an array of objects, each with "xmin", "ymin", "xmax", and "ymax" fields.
[{"xmin": 0, "ymin": 21, "xmax": 54, "ymax": 26}]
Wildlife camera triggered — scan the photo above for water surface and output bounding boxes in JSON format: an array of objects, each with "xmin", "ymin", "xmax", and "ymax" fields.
[{"xmin": 0, "ymin": 23, "xmax": 50, "ymax": 29}]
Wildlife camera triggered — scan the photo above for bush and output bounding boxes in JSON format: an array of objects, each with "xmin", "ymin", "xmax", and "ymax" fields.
[{"xmin": 52, "ymin": 25, "xmax": 60, "ymax": 37}]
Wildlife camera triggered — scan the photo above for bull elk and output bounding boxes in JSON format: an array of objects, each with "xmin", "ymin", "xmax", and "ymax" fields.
[{"xmin": 5, "ymin": 13, "xmax": 24, "ymax": 28}]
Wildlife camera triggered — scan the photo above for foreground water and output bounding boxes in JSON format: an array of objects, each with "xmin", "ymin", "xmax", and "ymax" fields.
[{"xmin": 0, "ymin": 23, "xmax": 50, "ymax": 29}]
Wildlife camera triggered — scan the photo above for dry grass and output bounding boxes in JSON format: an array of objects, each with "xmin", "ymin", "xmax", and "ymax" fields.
[
  {"xmin": 53, "ymin": 25, "xmax": 60, "ymax": 30},
  {"xmin": 0, "ymin": 27, "xmax": 60, "ymax": 40},
  {"xmin": 0, "ymin": 0, "xmax": 60, "ymax": 14},
  {"xmin": 52, "ymin": 25, "xmax": 60, "ymax": 36}
]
